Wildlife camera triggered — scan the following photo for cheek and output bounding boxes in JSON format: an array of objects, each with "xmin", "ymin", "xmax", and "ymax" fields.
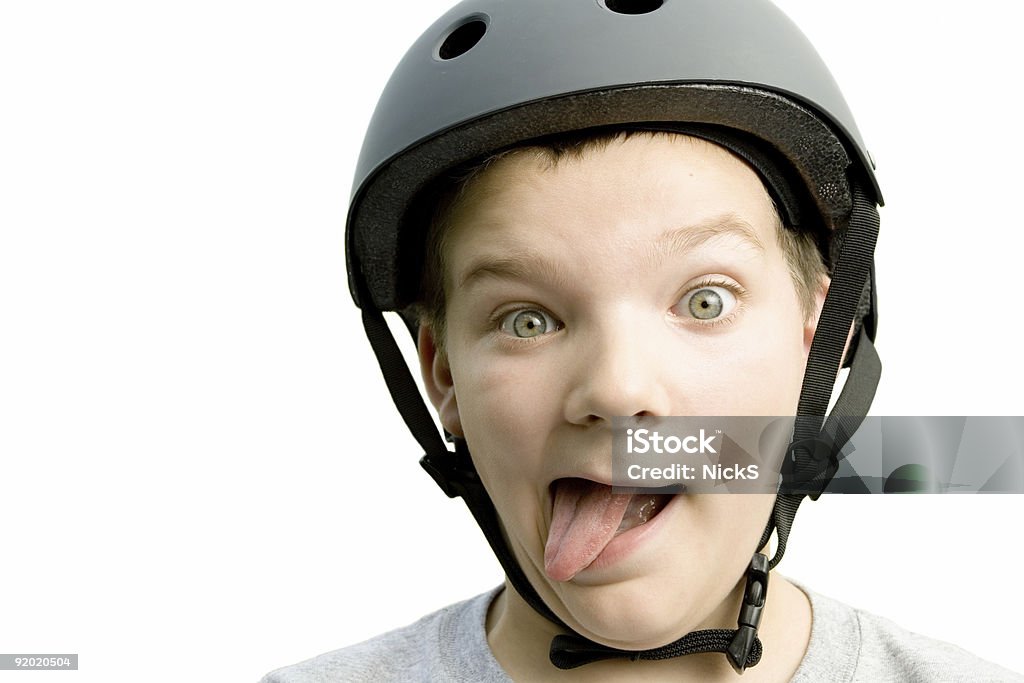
[
  {"xmin": 448, "ymin": 348, "xmax": 561, "ymax": 484},
  {"xmin": 697, "ymin": 494, "xmax": 776, "ymax": 562},
  {"xmin": 679, "ymin": 493, "xmax": 775, "ymax": 570},
  {"xmin": 689, "ymin": 313, "xmax": 807, "ymax": 414}
]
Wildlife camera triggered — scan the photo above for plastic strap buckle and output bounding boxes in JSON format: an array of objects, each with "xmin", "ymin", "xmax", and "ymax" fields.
[{"xmin": 727, "ymin": 553, "xmax": 770, "ymax": 673}]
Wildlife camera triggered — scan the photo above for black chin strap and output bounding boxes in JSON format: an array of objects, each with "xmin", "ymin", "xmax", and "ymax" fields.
[
  {"xmin": 356, "ymin": 181, "xmax": 880, "ymax": 674},
  {"xmin": 757, "ymin": 183, "xmax": 882, "ymax": 570}
]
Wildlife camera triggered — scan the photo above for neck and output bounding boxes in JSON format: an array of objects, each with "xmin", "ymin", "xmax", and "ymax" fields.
[{"xmin": 486, "ymin": 573, "xmax": 812, "ymax": 682}]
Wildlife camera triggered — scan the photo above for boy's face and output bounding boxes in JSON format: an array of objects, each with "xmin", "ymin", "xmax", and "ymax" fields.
[{"xmin": 421, "ymin": 134, "xmax": 821, "ymax": 648}]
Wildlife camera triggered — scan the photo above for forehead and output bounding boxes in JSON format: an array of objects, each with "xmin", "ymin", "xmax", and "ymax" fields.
[{"xmin": 443, "ymin": 133, "xmax": 780, "ymax": 286}]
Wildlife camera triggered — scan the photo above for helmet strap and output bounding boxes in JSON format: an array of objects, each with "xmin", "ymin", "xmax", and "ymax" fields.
[{"xmin": 758, "ymin": 182, "xmax": 882, "ymax": 568}]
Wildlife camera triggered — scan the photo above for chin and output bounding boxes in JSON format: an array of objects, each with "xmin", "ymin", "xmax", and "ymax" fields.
[{"xmin": 553, "ymin": 573, "xmax": 715, "ymax": 649}]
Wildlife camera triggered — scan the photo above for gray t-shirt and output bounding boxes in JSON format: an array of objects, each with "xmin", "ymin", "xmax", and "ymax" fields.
[{"xmin": 261, "ymin": 587, "xmax": 1022, "ymax": 682}]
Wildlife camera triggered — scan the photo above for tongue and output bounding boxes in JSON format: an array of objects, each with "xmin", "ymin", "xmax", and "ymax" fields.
[{"xmin": 544, "ymin": 479, "xmax": 631, "ymax": 582}]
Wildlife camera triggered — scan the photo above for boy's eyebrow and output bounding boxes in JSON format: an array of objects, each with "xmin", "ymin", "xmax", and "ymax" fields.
[
  {"xmin": 656, "ymin": 214, "xmax": 767, "ymax": 261},
  {"xmin": 456, "ymin": 247, "xmax": 572, "ymax": 292},
  {"xmin": 456, "ymin": 214, "xmax": 766, "ymax": 291}
]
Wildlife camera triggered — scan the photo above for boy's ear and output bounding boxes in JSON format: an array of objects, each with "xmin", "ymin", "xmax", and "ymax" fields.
[
  {"xmin": 804, "ymin": 275, "xmax": 857, "ymax": 365},
  {"xmin": 803, "ymin": 276, "xmax": 828, "ymax": 357},
  {"xmin": 417, "ymin": 324, "xmax": 464, "ymax": 438}
]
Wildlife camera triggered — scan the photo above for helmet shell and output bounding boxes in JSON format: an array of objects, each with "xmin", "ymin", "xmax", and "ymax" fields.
[{"xmin": 347, "ymin": 0, "xmax": 882, "ymax": 311}]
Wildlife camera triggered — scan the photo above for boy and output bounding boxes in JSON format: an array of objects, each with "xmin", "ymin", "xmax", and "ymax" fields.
[{"xmin": 264, "ymin": 0, "xmax": 1021, "ymax": 680}]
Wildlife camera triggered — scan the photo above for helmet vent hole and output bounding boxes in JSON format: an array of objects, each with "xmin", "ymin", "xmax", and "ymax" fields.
[
  {"xmin": 438, "ymin": 19, "xmax": 487, "ymax": 60},
  {"xmin": 602, "ymin": 0, "xmax": 664, "ymax": 14}
]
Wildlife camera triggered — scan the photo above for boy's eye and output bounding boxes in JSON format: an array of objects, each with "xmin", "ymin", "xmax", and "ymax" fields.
[
  {"xmin": 678, "ymin": 286, "xmax": 736, "ymax": 321},
  {"xmin": 500, "ymin": 309, "xmax": 560, "ymax": 338}
]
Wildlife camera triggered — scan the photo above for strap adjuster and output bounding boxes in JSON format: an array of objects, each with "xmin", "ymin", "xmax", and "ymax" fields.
[
  {"xmin": 419, "ymin": 444, "xmax": 480, "ymax": 499},
  {"xmin": 781, "ymin": 436, "xmax": 840, "ymax": 498}
]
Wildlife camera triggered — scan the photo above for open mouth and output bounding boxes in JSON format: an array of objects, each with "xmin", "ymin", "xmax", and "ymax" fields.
[{"xmin": 544, "ymin": 477, "xmax": 678, "ymax": 582}]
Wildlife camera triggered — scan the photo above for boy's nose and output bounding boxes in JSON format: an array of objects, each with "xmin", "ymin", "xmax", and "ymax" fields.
[{"xmin": 563, "ymin": 318, "xmax": 672, "ymax": 425}]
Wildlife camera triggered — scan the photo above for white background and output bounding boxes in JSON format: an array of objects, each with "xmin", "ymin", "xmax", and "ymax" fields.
[{"xmin": 1, "ymin": 1, "xmax": 1022, "ymax": 681}]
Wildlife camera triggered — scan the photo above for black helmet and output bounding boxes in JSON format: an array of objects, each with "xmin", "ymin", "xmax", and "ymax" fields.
[{"xmin": 347, "ymin": 0, "xmax": 882, "ymax": 673}]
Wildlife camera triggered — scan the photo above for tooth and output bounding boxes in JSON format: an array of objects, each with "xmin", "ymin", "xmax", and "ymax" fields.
[{"xmin": 637, "ymin": 497, "xmax": 657, "ymax": 524}]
